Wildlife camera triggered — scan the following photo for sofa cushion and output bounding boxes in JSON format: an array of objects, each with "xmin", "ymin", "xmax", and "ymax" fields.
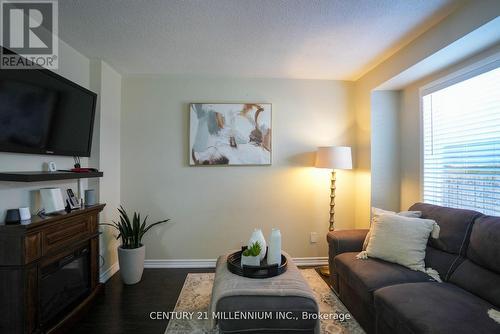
[
  {"xmin": 334, "ymin": 252, "xmax": 435, "ymax": 305},
  {"xmin": 447, "ymin": 215, "xmax": 500, "ymax": 307},
  {"xmin": 362, "ymin": 208, "xmax": 423, "ymax": 250},
  {"xmin": 449, "ymin": 259, "xmax": 500, "ymax": 308},
  {"xmin": 424, "ymin": 246, "xmax": 465, "ymax": 281},
  {"xmin": 374, "ymin": 282, "xmax": 500, "ymax": 334},
  {"xmin": 466, "ymin": 215, "xmax": 500, "ymax": 273},
  {"xmin": 365, "ymin": 213, "xmax": 437, "ymax": 271},
  {"xmin": 409, "ymin": 203, "xmax": 482, "ymax": 255}
]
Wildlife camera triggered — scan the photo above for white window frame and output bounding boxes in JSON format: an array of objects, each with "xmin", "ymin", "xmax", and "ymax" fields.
[{"xmin": 418, "ymin": 54, "xmax": 500, "ymax": 204}]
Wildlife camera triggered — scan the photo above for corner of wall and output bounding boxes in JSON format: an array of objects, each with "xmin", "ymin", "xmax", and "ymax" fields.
[
  {"xmin": 370, "ymin": 90, "xmax": 402, "ymax": 212},
  {"xmin": 351, "ymin": 0, "xmax": 499, "ymax": 228},
  {"xmin": 89, "ymin": 59, "xmax": 122, "ymax": 278}
]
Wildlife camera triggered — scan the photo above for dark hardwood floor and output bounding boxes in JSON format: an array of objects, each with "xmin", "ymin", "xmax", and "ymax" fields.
[
  {"xmin": 72, "ymin": 267, "xmax": 329, "ymax": 334},
  {"xmin": 72, "ymin": 268, "xmax": 214, "ymax": 334}
]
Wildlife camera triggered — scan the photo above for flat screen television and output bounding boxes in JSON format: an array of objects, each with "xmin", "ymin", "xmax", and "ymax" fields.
[{"xmin": 0, "ymin": 64, "xmax": 97, "ymax": 157}]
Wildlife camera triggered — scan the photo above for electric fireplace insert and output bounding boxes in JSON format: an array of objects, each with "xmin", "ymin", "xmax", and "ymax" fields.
[{"xmin": 40, "ymin": 246, "xmax": 91, "ymax": 327}]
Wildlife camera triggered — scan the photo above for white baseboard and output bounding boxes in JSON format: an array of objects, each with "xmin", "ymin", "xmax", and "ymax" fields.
[
  {"xmin": 145, "ymin": 259, "xmax": 216, "ymax": 268},
  {"xmin": 100, "ymin": 261, "xmax": 119, "ymax": 283},
  {"xmin": 144, "ymin": 257, "xmax": 328, "ymax": 269},
  {"xmin": 292, "ymin": 257, "xmax": 328, "ymax": 266}
]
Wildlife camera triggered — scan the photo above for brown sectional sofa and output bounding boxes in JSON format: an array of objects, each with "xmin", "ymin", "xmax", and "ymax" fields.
[{"xmin": 327, "ymin": 202, "xmax": 500, "ymax": 334}]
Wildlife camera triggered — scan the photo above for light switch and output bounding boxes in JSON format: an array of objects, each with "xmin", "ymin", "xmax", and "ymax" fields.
[{"xmin": 310, "ymin": 232, "xmax": 318, "ymax": 243}]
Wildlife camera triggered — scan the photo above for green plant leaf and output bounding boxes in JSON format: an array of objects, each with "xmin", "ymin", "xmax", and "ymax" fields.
[
  {"xmin": 142, "ymin": 219, "xmax": 170, "ymax": 237},
  {"xmin": 244, "ymin": 241, "xmax": 261, "ymax": 257},
  {"xmin": 100, "ymin": 207, "xmax": 170, "ymax": 249},
  {"xmin": 133, "ymin": 212, "xmax": 139, "ymax": 248}
]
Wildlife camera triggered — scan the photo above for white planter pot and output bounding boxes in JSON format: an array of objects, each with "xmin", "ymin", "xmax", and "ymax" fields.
[
  {"xmin": 118, "ymin": 245, "xmax": 145, "ymax": 285},
  {"xmin": 241, "ymin": 254, "xmax": 260, "ymax": 267},
  {"xmin": 248, "ymin": 228, "xmax": 266, "ymax": 260}
]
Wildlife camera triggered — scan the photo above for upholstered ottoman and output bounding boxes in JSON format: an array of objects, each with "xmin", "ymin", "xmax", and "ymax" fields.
[{"xmin": 209, "ymin": 253, "xmax": 319, "ymax": 334}]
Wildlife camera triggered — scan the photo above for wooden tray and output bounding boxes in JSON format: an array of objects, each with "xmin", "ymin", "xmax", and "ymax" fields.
[{"xmin": 227, "ymin": 247, "xmax": 287, "ymax": 278}]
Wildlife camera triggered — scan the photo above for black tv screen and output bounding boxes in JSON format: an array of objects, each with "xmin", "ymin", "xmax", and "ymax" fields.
[{"xmin": 0, "ymin": 67, "xmax": 97, "ymax": 157}]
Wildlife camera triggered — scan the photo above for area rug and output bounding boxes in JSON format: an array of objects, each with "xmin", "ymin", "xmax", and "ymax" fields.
[{"xmin": 165, "ymin": 269, "xmax": 364, "ymax": 334}]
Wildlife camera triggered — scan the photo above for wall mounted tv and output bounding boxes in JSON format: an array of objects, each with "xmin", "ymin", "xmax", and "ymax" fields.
[{"xmin": 0, "ymin": 64, "xmax": 97, "ymax": 157}]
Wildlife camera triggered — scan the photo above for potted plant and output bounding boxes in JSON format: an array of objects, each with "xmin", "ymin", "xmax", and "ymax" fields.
[
  {"xmin": 102, "ymin": 206, "xmax": 170, "ymax": 284},
  {"xmin": 241, "ymin": 241, "xmax": 262, "ymax": 267}
]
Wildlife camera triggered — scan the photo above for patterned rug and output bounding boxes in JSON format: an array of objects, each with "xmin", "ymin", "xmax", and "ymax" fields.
[{"xmin": 165, "ymin": 269, "xmax": 364, "ymax": 333}]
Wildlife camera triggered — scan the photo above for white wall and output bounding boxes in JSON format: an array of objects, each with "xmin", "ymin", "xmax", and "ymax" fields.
[
  {"xmin": 399, "ymin": 43, "xmax": 500, "ymax": 211},
  {"xmin": 354, "ymin": 0, "xmax": 500, "ymax": 227},
  {"xmin": 121, "ymin": 76, "xmax": 355, "ymax": 259},
  {"xmin": 90, "ymin": 60, "xmax": 122, "ymax": 275},
  {"xmin": 371, "ymin": 90, "xmax": 401, "ymax": 211},
  {"xmin": 0, "ymin": 40, "xmax": 92, "ymax": 219},
  {"xmin": 400, "ymin": 83, "xmax": 422, "ymax": 210}
]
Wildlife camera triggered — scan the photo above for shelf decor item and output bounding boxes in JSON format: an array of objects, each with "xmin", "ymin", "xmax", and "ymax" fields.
[
  {"xmin": 101, "ymin": 206, "xmax": 170, "ymax": 285},
  {"xmin": 248, "ymin": 228, "xmax": 267, "ymax": 260},
  {"xmin": 267, "ymin": 228, "xmax": 282, "ymax": 265},
  {"xmin": 48, "ymin": 161, "xmax": 57, "ymax": 172},
  {"xmin": 19, "ymin": 207, "xmax": 31, "ymax": 221},
  {"xmin": 5, "ymin": 209, "xmax": 21, "ymax": 224},
  {"xmin": 227, "ymin": 247, "xmax": 288, "ymax": 278},
  {"xmin": 40, "ymin": 188, "xmax": 65, "ymax": 214},
  {"xmin": 85, "ymin": 189, "xmax": 96, "ymax": 207},
  {"xmin": 241, "ymin": 241, "xmax": 262, "ymax": 267},
  {"xmin": 315, "ymin": 146, "xmax": 353, "ymax": 276},
  {"xmin": 189, "ymin": 103, "xmax": 272, "ymax": 165}
]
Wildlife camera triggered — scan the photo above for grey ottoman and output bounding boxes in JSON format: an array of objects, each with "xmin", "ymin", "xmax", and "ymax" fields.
[{"xmin": 210, "ymin": 253, "xmax": 319, "ymax": 333}]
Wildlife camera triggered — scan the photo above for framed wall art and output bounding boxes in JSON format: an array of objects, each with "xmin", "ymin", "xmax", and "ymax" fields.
[{"xmin": 189, "ymin": 103, "xmax": 272, "ymax": 165}]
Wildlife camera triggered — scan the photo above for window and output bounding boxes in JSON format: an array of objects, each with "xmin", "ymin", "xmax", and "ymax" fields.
[{"xmin": 422, "ymin": 66, "xmax": 500, "ymax": 215}]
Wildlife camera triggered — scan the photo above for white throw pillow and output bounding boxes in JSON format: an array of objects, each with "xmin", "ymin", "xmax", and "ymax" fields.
[
  {"xmin": 488, "ymin": 309, "xmax": 500, "ymax": 324},
  {"xmin": 372, "ymin": 207, "xmax": 422, "ymax": 219},
  {"xmin": 362, "ymin": 207, "xmax": 422, "ymax": 250},
  {"xmin": 364, "ymin": 213, "xmax": 437, "ymax": 271}
]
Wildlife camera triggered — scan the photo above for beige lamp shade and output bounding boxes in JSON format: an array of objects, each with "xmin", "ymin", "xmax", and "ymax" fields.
[{"xmin": 315, "ymin": 146, "xmax": 352, "ymax": 169}]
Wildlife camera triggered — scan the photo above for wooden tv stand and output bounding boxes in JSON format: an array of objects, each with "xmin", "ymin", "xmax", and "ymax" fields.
[{"xmin": 0, "ymin": 204, "xmax": 105, "ymax": 333}]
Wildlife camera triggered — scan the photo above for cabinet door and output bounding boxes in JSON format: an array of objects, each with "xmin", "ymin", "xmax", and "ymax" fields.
[{"xmin": 25, "ymin": 265, "xmax": 39, "ymax": 334}]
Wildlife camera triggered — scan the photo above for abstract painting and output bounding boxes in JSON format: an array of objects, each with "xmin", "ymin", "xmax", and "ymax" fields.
[{"xmin": 189, "ymin": 103, "xmax": 272, "ymax": 165}]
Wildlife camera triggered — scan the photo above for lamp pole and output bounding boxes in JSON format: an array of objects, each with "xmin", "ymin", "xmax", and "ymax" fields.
[
  {"xmin": 315, "ymin": 146, "xmax": 352, "ymax": 277},
  {"xmin": 319, "ymin": 169, "xmax": 337, "ymax": 277},
  {"xmin": 329, "ymin": 170, "xmax": 336, "ymax": 231}
]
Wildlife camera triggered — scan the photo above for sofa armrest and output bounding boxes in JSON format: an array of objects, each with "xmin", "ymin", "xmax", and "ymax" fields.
[
  {"xmin": 327, "ymin": 229, "xmax": 369, "ymax": 291},
  {"xmin": 327, "ymin": 229, "xmax": 369, "ymax": 255}
]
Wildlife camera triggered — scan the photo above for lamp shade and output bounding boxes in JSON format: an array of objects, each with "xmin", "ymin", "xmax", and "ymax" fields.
[{"xmin": 315, "ymin": 146, "xmax": 352, "ymax": 169}]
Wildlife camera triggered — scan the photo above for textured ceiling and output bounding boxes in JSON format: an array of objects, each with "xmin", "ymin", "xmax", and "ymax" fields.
[{"xmin": 58, "ymin": 0, "xmax": 459, "ymax": 80}]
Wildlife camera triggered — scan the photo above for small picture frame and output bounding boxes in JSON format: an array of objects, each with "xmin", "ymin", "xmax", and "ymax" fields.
[{"xmin": 48, "ymin": 161, "xmax": 57, "ymax": 172}]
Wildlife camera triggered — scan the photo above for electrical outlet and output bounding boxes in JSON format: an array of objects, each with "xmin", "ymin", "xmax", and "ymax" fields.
[{"xmin": 310, "ymin": 232, "xmax": 318, "ymax": 243}]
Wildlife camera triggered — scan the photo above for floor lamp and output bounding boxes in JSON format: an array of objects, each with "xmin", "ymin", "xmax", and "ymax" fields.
[{"xmin": 315, "ymin": 146, "xmax": 352, "ymax": 276}]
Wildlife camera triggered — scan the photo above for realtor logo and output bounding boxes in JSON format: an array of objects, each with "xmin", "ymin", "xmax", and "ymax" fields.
[{"xmin": 1, "ymin": 0, "xmax": 58, "ymax": 69}]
